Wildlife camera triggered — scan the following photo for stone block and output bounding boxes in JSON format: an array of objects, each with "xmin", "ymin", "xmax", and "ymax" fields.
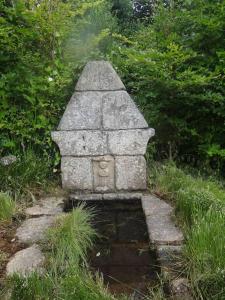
[
  {"xmin": 75, "ymin": 61, "xmax": 125, "ymax": 91},
  {"xmin": 103, "ymin": 193, "xmax": 142, "ymax": 201},
  {"xmin": 146, "ymin": 214, "xmax": 184, "ymax": 245},
  {"xmin": 61, "ymin": 157, "xmax": 93, "ymax": 190},
  {"xmin": 52, "ymin": 130, "xmax": 107, "ymax": 156},
  {"xmin": 115, "ymin": 156, "xmax": 147, "ymax": 190},
  {"xmin": 58, "ymin": 92, "xmax": 102, "ymax": 130},
  {"xmin": 102, "ymin": 91, "xmax": 148, "ymax": 129},
  {"xmin": 108, "ymin": 128, "xmax": 154, "ymax": 155},
  {"xmin": 93, "ymin": 155, "xmax": 115, "ymax": 192},
  {"xmin": 6, "ymin": 245, "xmax": 45, "ymax": 277}
]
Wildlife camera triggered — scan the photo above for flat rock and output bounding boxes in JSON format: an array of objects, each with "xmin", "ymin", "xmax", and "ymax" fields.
[
  {"xmin": 115, "ymin": 156, "xmax": 147, "ymax": 190},
  {"xmin": 141, "ymin": 195, "xmax": 173, "ymax": 216},
  {"xmin": 170, "ymin": 278, "xmax": 193, "ymax": 300},
  {"xmin": 146, "ymin": 214, "xmax": 184, "ymax": 245},
  {"xmin": 75, "ymin": 61, "xmax": 125, "ymax": 91},
  {"xmin": 108, "ymin": 128, "xmax": 154, "ymax": 155},
  {"xmin": 25, "ymin": 197, "xmax": 65, "ymax": 217},
  {"xmin": 6, "ymin": 245, "xmax": 45, "ymax": 277},
  {"xmin": 142, "ymin": 195, "xmax": 184, "ymax": 245},
  {"xmin": 16, "ymin": 216, "xmax": 56, "ymax": 244},
  {"xmin": 102, "ymin": 91, "xmax": 148, "ymax": 130},
  {"xmin": 0, "ymin": 155, "xmax": 17, "ymax": 166}
]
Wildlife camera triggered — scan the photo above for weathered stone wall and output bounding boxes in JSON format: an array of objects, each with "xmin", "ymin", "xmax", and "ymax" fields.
[{"xmin": 52, "ymin": 61, "xmax": 154, "ymax": 193}]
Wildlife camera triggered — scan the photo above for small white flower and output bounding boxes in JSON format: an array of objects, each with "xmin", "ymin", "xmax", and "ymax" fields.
[
  {"xmin": 48, "ymin": 77, "xmax": 53, "ymax": 82},
  {"xmin": 53, "ymin": 168, "xmax": 57, "ymax": 173},
  {"xmin": 96, "ymin": 252, "xmax": 100, "ymax": 257}
]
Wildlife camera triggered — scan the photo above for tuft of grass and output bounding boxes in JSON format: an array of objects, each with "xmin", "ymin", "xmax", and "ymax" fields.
[
  {"xmin": 0, "ymin": 149, "xmax": 57, "ymax": 198},
  {"xmin": 0, "ymin": 192, "xmax": 15, "ymax": 222},
  {"xmin": 8, "ymin": 205, "xmax": 119, "ymax": 300},
  {"xmin": 150, "ymin": 161, "xmax": 225, "ymax": 299}
]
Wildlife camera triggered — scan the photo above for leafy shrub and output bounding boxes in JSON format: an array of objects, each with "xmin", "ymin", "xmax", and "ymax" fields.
[
  {"xmin": 0, "ymin": 0, "xmax": 116, "ymax": 158},
  {"xmin": 109, "ymin": 0, "xmax": 225, "ymax": 172}
]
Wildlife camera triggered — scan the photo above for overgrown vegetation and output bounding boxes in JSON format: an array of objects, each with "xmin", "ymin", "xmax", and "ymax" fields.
[
  {"xmin": 151, "ymin": 162, "xmax": 225, "ymax": 299},
  {"xmin": 0, "ymin": 192, "xmax": 15, "ymax": 222},
  {"xmin": 109, "ymin": 0, "xmax": 225, "ymax": 172},
  {"xmin": 6, "ymin": 206, "xmax": 120, "ymax": 299}
]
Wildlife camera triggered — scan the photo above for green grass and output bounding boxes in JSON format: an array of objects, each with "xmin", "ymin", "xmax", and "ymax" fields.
[
  {"xmin": 8, "ymin": 205, "xmax": 119, "ymax": 300},
  {"xmin": 0, "ymin": 149, "xmax": 57, "ymax": 198},
  {"xmin": 150, "ymin": 161, "xmax": 225, "ymax": 300},
  {"xmin": 0, "ymin": 192, "xmax": 15, "ymax": 222}
]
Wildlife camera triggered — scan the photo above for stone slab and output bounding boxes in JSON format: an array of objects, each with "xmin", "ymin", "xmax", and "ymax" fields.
[
  {"xmin": 25, "ymin": 197, "xmax": 65, "ymax": 217},
  {"xmin": 115, "ymin": 156, "xmax": 147, "ymax": 190},
  {"xmin": 16, "ymin": 216, "xmax": 56, "ymax": 244},
  {"xmin": 75, "ymin": 61, "xmax": 125, "ymax": 91},
  {"xmin": 6, "ymin": 245, "xmax": 45, "ymax": 277},
  {"xmin": 61, "ymin": 157, "xmax": 93, "ymax": 190},
  {"xmin": 57, "ymin": 92, "xmax": 102, "ymax": 130},
  {"xmin": 141, "ymin": 195, "xmax": 173, "ymax": 216},
  {"xmin": 102, "ymin": 91, "xmax": 148, "ymax": 130},
  {"xmin": 93, "ymin": 155, "xmax": 115, "ymax": 192},
  {"xmin": 146, "ymin": 215, "xmax": 184, "ymax": 245},
  {"xmin": 108, "ymin": 128, "xmax": 154, "ymax": 155},
  {"xmin": 52, "ymin": 131, "xmax": 107, "ymax": 156},
  {"xmin": 103, "ymin": 193, "xmax": 142, "ymax": 201},
  {"xmin": 69, "ymin": 194, "xmax": 103, "ymax": 201}
]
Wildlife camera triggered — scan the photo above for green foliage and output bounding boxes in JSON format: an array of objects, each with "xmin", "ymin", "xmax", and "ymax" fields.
[
  {"xmin": 151, "ymin": 162, "xmax": 225, "ymax": 299},
  {"xmin": 0, "ymin": 192, "xmax": 15, "ymax": 222},
  {"xmin": 109, "ymin": 0, "xmax": 225, "ymax": 172},
  {"xmin": 8, "ymin": 206, "xmax": 120, "ymax": 300},
  {"xmin": 0, "ymin": 149, "xmax": 56, "ymax": 196},
  {"xmin": 0, "ymin": 0, "xmax": 116, "ymax": 158}
]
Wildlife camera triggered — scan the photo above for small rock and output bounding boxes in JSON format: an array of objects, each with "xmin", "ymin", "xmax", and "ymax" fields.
[
  {"xmin": 6, "ymin": 245, "xmax": 45, "ymax": 277},
  {"xmin": 0, "ymin": 155, "xmax": 17, "ymax": 166},
  {"xmin": 170, "ymin": 278, "xmax": 193, "ymax": 300},
  {"xmin": 25, "ymin": 197, "xmax": 65, "ymax": 217},
  {"xmin": 16, "ymin": 216, "xmax": 57, "ymax": 244}
]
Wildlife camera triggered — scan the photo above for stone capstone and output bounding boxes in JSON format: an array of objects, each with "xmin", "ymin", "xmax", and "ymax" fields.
[
  {"xmin": 51, "ymin": 61, "xmax": 155, "ymax": 192},
  {"xmin": 16, "ymin": 216, "xmax": 56, "ymax": 244},
  {"xmin": 75, "ymin": 61, "xmax": 125, "ymax": 91},
  {"xmin": 6, "ymin": 245, "xmax": 45, "ymax": 277}
]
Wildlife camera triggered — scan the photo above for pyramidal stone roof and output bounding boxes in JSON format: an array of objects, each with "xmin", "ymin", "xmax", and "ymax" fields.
[{"xmin": 57, "ymin": 61, "xmax": 149, "ymax": 131}]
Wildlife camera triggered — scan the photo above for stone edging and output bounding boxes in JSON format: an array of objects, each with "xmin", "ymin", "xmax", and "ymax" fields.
[{"xmin": 141, "ymin": 194, "xmax": 193, "ymax": 300}]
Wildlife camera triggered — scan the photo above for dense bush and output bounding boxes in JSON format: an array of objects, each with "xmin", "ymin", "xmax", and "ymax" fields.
[
  {"xmin": 0, "ymin": 0, "xmax": 116, "ymax": 159},
  {"xmin": 109, "ymin": 0, "xmax": 225, "ymax": 172}
]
